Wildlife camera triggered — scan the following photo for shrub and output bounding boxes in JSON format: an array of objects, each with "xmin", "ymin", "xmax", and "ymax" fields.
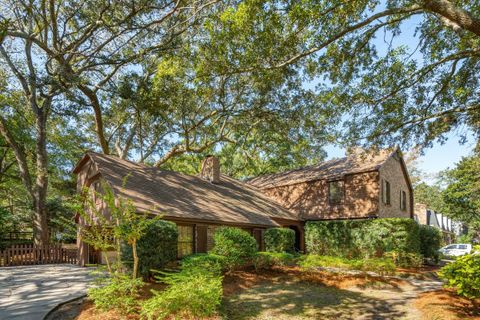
[
  {"xmin": 356, "ymin": 218, "xmax": 421, "ymax": 257},
  {"xmin": 141, "ymin": 267, "xmax": 223, "ymax": 319},
  {"xmin": 121, "ymin": 219, "xmax": 178, "ymax": 278},
  {"xmin": 439, "ymin": 254, "xmax": 480, "ymax": 301},
  {"xmin": 305, "ymin": 218, "xmax": 421, "ymax": 259},
  {"xmin": 181, "ymin": 253, "xmax": 226, "ymax": 275},
  {"xmin": 253, "ymin": 252, "xmax": 296, "ymax": 270},
  {"xmin": 264, "ymin": 228, "xmax": 295, "ymax": 253},
  {"xmin": 210, "ymin": 227, "xmax": 257, "ymax": 271},
  {"xmin": 305, "ymin": 220, "xmax": 363, "ymax": 257},
  {"xmin": 87, "ymin": 274, "xmax": 144, "ymax": 315},
  {"xmin": 419, "ymin": 225, "xmax": 442, "ymax": 261},
  {"xmin": 384, "ymin": 251, "xmax": 423, "ymax": 268}
]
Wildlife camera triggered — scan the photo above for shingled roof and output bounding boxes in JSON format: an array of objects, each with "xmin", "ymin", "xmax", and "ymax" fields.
[
  {"xmin": 247, "ymin": 148, "xmax": 398, "ymax": 190},
  {"xmin": 73, "ymin": 152, "xmax": 298, "ymax": 227}
]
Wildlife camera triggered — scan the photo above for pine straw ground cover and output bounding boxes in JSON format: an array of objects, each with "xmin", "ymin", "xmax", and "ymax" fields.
[{"xmin": 47, "ymin": 266, "xmax": 479, "ymax": 320}]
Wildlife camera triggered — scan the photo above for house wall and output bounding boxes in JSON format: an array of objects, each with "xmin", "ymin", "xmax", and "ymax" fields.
[
  {"xmin": 378, "ymin": 154, "xmax": 412, "ymax": 218},
  {"xmin": 261, "ymin": 171, "xmax": 379, "ymax": 220}
]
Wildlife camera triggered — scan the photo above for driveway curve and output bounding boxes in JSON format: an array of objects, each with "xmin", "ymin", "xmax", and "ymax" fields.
[{"xmin": 0, "ymin": 264, "xmax": 94, "ymax": 320}]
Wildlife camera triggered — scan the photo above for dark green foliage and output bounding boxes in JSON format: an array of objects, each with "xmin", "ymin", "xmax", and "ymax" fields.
[
  {"xmin": 121, "ymin": 220, "xmax": 178, "ymax": 278},
  {"xmin": 439, "ymin": 253, "xmax": 480, "ymax": 300},
  {"xmin": 87, "ymin": 274, "xmax": 144, "ymax": 315},
  {"xmin": 210, "ymin": 227, "xmax": 258, "ymax": 271},
  {"xmin": 419, "ymin": 225, "xmax": 442, "ymax": 261},
  {"xmin": 384, "ymin": 251, "xmax": 423, "ymax": 268},
  {"xmin": 305, "ymin": 220, "xmax": 364, "ymax": 258},
  {"xmin": 264, "ymin": 227, "xmax": 295, "ymax": 253},
  {"xmin": 358, "ymin": 218, "xmax": 421, "ymax": 256},
  {"xmin": 305, "ymin": 218, "xmax": 421, "ymax": 262},
  {"xmin": 253, "ymin": 252, "xmax": 296, "ymax": 270}
]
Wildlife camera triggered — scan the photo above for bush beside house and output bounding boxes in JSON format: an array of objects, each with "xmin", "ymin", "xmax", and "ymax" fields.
[
  {"xmin": 121, "ymin": 220, "xmax": 178, "ymax": 278},
  {"xmin": 418, "ymin": 225, "xmax": 442, "ymax": 262},
  {"xmin": 305, "ymin": 218, "xmax": 436, "ymax": 266},
  {"xmin": 264, "ymin": 227, "xmax": 295, "ymax": 253},
  {"xmin": 210, "ymin": 226, "xmax": 258, "ymax": 271}
]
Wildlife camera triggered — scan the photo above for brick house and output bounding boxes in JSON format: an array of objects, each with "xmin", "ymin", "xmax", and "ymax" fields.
[
  {"xmin": 73, "ymin": 148, "xmax": 413, "ymax": 265},
  {"xmin": 247, "ymin": 148, "xmax": 414, "ymax": 220},
  {"xmin": 73, "ymin": 152, "xmax": 303, "ymax": 266}
]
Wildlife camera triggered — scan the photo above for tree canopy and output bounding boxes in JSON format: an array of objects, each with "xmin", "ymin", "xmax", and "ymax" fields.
[{"xmin": 1, "ymin": 0, "xmax": 480, "ymax": 241}]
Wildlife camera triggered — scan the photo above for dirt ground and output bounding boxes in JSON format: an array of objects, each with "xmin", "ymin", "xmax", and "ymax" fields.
[{"xmin": 47, "ymin": 267, "xmax": 480, "ymax": 320}]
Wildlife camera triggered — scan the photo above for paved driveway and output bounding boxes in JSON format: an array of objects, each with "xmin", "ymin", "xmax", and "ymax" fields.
[{"xmin": 0, "ymin": 264, "xmax": 95, "ymax": 320}]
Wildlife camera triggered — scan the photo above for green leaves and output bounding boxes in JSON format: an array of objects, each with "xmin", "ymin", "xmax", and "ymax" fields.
[{"xmin": 439, "ymin": 253, "xmax": 480, "ymax": 300}]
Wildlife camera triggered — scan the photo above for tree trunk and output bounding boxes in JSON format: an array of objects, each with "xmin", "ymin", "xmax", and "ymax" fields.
[
  {"xmin": 132, "ymin": 239, "xmax": 139, "ymax": 279},
  {"xmin": 33, "ymin": 108, "xmax": 49, "ymax": 245}
]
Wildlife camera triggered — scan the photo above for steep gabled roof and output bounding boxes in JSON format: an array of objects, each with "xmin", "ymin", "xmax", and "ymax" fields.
[
  {"xmin": 73, "ymin": 152, "xmax": 299, "ymax": 227},
  {"xmin": 248, "ymin": 148, "xmax": 397, "ymax": 190}
]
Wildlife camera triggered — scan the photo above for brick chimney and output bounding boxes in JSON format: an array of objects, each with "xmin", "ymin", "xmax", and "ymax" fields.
[{"xmin": 201, "ymin": 155, "xmax": 220, "ymax": 183}]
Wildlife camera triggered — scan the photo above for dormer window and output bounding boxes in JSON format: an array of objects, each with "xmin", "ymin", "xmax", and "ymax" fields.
[{"xmin": 328, "ymin": 180, "xmax": 344, "ymax": 205}]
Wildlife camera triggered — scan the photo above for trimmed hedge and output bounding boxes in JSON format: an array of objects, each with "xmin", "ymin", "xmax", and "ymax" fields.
[
  {"xmin": 305, "ymin": 218, "xmax": 421, "ymax": 260},
  {"xmin": 264, "ymin": 228, "xmax": 295, "ymax": 253},
  {"xmin": 210, "ymin": 227, "xmax": 258, "ymax": 271},
  {"xmin": 122, "ymin": 220, "xmax": 178, "ymax": 278}
]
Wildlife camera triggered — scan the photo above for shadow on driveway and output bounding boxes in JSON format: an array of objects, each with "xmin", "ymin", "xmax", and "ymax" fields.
[{"xmin": 0, "ymin": 264, "xmax": 95, "ymax": 320}]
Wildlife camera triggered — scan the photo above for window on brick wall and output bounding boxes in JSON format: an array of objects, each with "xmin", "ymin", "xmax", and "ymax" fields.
[
  {"xmin": 400, "ymin": 190, "xmax": 407, "ymax": 211},
  {"xmin": 382, "ymin": 179, "xmax": 391, "ymax": 205},
  {"xmin": 177, "ymin": 225, "xmax": 194, "ymax": 257},
  {"xmin": 328, "ymin": 180, "xmax": 344, "ymax": 205}
]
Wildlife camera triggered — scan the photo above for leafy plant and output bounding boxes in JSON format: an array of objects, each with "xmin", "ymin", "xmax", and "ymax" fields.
[
  {"xmin": 141, "ymin": 265, "xmax": 223, "ymax": 319},
  {"xmin": 121, "ymin": 219, "xmax": 178, "ymax": 279},
  {"xmin": 384, "ymin": 251, "xmax": 423, "ymax": 268},
  {"xmin": 298, "ymin": 254, "xmax": 396, "ymax": 275},
  {"xmin": 305, "ymin": 218, "xmax": 422, "ymax": 260},
  {"xmin": 254, "ymin": 252, "xmax": 296, "ymax": 270},
  {"xmin": 264, "ymin": 228, "xmax": 295, "ymax": 253},
  {"xmin": 419, "ymin": 225, "xmax": 442, "ymax": 262},
  {"xmin": 439, "ymin": 254, "xmax": 480, "ymax": 305},
  {"xmin": 181, "ymin": 253, "xmax": 226, "ymax": 275},
  {"xmin": 87, "ymin": 274, "xmax": 144, "ymax": 315},
  {"xmin": 210, "ymin": 227, "xmax": 258, "ymax": 271}
]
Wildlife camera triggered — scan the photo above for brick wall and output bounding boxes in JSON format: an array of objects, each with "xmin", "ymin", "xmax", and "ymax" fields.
[
  {"xmin": 378, "ymin": 154, "xmax": 412, "ymax": 218},
  {"xmin": 262, "ymin": 171, "xmax": 379, "ymax": 220}
]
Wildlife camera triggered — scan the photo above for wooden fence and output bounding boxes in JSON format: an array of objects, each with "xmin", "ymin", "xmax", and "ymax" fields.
[{"xmin": 0, "ymin": 244, "xmax": 78, "ymax": 266}]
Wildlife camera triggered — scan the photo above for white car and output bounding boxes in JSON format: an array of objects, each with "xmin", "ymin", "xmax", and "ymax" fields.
[{"xmin": 439, "ymin": 244, "xmax": 472, "ymax": 257}]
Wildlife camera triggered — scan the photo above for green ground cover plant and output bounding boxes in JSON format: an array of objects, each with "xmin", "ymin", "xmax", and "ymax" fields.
[
  {"xmin": 299, "ymin": 254, "xmax": 396, "ymax": 275},
  {"xmin": 87, "ymin": 274, "xmax": 144, "ymax": 315},
  {"xmin": 253, "ymin": 252, "xmax": 297, "ymax": 270}
]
